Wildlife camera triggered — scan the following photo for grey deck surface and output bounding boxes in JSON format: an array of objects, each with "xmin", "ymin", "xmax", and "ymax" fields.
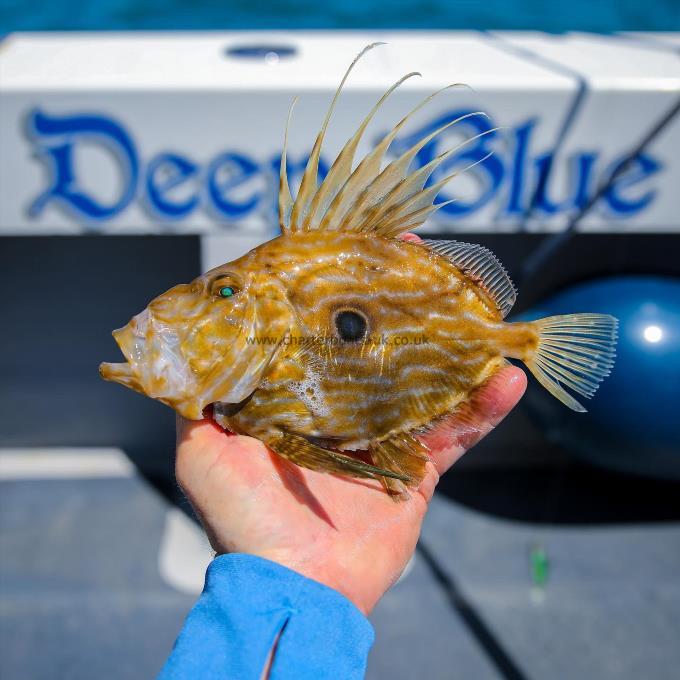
[{"xmin": 1, "ymin": 461, "xmax": 679, "ymax": 680}]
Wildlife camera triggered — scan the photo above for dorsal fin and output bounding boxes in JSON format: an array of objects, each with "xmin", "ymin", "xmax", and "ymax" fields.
[
  {"xmin": 278, "ymin": 44, "xmax": 492, "ymax": 236},
  {"xmin": 287, "ymin": 42, "xmax": 384, "ymax": 233},
  {"xmin": 278, "ymin": 97, "xmax": 298, "ymax": 231},
  {"xmin": 422, "ymin": 239, "xmax": 517, "ymax": 317}
]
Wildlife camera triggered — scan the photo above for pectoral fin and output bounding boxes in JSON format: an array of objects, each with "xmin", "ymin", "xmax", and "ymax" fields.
[{"xmin": 200, "ymin": 296, "xmax": 291, "ymax": 408}]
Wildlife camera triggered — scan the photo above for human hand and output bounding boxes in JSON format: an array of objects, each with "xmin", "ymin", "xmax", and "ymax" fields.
[{"xmin": 175, "ymin": 364, "xmax": 526, "ymax": 615}]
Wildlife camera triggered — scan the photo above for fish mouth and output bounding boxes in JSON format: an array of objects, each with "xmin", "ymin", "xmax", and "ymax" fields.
[
  {"xmin": 99, "ymin": 324, "xmax": 146, "ymax": 393},
  {"xmin": 99, "ymin": 359, "xmax": 133, "ymax": 381},
  {"xmin": 99, "ymin": 359, "xmax": 143, "ymax": 392},
  {"xmin": 100, "ymin": 318, "xmax": 205, "ymax": 418}
]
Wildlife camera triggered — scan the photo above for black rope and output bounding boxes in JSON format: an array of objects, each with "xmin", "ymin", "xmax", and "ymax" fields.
[
  {"xmin": 483, "ymin": 31, "xmax": 590, "ymax": 232},
  {"xmin": 416, "ymin": 541, "xmax": 530, "ymax": 680},
  {"xmin": 519, "ymin": 95, "xmax": 680, "ymax": 285}
]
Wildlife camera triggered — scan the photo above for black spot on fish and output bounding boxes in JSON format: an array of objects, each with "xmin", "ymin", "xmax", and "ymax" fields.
[{"xmin": 335, "ymin": 310, "xmax": 367, "ymax": 342}]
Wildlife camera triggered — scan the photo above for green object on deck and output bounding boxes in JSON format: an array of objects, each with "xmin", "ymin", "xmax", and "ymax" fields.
[{"xmin": 530, "ymin": 545, "xmax": 549, "ymax": 587}]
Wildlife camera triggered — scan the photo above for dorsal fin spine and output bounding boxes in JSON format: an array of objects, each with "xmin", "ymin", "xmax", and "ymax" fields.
[
  {"xmin": 278, "ymin": 44, "xmax": 499, "ymax": 238},
  {"xmin": 350, "ymin": 127, "xmax": 497, "ymax": 235},
  {"xmin": 278, "ymin": 97, "xmax": 298, "ymax": 231},
  {"xmin": 374, "ymin": 200, "xmax": 457, "ymax": 238},
  {"xmin": 300, "ymin": 71, "xmax": 421, "ymax": 232},
  {"xmin": 317, "ymin": 85, "xmax": 470, "ymax": 232},
  {"xmin": 354, "ymin": 144, "xmax": 495, "ymax": 236},
  {"xmin": 289, "ymin": 42, "xmax": 384, "ymax": 232},
  {"xmin": 342, "ymin": 111, "xmax": 489, "ymax": 232}
]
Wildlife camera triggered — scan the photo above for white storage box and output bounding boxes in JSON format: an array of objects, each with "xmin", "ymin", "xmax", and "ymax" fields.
[{"xmin": 1, "ymin": 31, "xmax": 678, "ymax": 236}]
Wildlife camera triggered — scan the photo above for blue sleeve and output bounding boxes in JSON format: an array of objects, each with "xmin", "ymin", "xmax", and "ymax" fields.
[{"xmin": 158, "ymin": 553, "xmax": 375, "ymax": 680}]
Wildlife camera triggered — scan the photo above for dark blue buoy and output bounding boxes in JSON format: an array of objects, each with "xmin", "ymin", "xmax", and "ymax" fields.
[{"xmin": 517, "ymin": 276, "xmax": 680, "ymax": 479}]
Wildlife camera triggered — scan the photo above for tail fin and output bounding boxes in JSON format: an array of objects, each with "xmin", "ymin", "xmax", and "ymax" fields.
[{"xmin": 525, "ymin": 314, "xmax": 618, "ymax": 412}]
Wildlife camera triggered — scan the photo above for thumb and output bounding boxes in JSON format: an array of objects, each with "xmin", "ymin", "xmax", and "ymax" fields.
[{"xmin": 420, "ymin": 365, "xmax": 527, "ymax": 476}]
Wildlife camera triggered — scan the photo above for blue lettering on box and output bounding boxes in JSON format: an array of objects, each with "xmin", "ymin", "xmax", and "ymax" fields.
[
  {"xmin": 603, "ymin": 154, "xmax": 662, "ymax": 215},
  {"xmin": 207, "ymin": 152, "xmax": 262, "ymax": 219},
  {"xmin": 27, "ymin": 109, "xmax": 138, "ymax": 221},
  {"xmin": 24, "ymin": 108, "xmax": 663, "ymax": 228},
  {"xmin": 146, "ymin": 152, "xmax": 199, "ymax": 219}
]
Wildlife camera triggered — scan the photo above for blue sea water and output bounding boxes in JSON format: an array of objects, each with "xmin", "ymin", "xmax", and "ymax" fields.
[{"xmin": 1, "ymin": 0, "xmax": 679, "ymax": 33}]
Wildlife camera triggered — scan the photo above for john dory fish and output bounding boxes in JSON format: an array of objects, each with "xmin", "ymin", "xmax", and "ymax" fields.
[{"xmin": 101, "ymin": 45, "xmax": 617, "ymax": 497}]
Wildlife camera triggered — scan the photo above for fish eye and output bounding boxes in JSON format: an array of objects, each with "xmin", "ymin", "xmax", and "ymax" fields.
[
  {"xmin": 210, "ymin": 276, "xmax": 240, "ymax": 299},
  {"xmin": 334, "ymin": 310, "xmax": 368, "ymax": 342}
]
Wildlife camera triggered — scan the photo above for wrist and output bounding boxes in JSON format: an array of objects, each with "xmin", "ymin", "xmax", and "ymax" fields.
[{"xmin": 253, "ymin": 548, "xmax": 375, "ymax": 615}]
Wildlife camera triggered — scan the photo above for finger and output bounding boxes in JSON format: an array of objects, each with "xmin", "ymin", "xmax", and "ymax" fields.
[
  {"xmin": 175, "ymin": 413, "xmax": 188, "ymax": 447},
  {"xmin": 175, "ymin": 416, "xmax": 219, "ymax": 485},
  {"xmin": 176, "ymin": 413, "xmax": 226, "ymax": 448},
  {"xmin": 175, "ymin": 414, "xmax": 263, "ymax": 474},
  {"xmin": 419, "ymin": 365, "xmax": 527, "ymax": 476},
  {"xmin": 416, "ymin": 461, "xmax": 440, "ymax": 504},
  {"xmin": 399, "ymin": 232, "xmax": 422, "ymax": 243},
  {"xmin": 176, "ymin": 415, "xmax": 274, "ymax": 497}
]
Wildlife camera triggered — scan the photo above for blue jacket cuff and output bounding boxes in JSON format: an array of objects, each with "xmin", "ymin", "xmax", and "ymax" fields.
[{"xmin": 159, "ymin": 553, "xmax": 374, "ymax": 680}]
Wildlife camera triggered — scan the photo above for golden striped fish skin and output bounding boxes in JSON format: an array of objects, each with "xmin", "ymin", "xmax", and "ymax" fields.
[
  {"xmin": 215, "ymin": 231, "xmax": 532, "ymax": 448},
  {"xmin": 100, "ymin": 45, "xmax": 617, "ymax": 496}
]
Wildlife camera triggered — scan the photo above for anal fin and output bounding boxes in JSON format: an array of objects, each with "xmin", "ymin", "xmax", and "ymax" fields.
[
  {"xmin": 370, "ymin": 433, "xmax": 431, "ymax": 500},
  {"xmin": 269, "ymin": 432, "xmax": 409, "ymax": 482}
]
